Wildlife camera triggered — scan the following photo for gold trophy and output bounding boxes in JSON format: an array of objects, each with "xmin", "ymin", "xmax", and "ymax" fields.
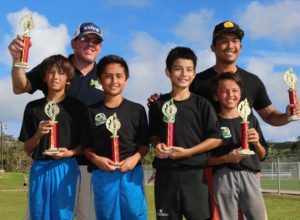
[
  {"xmin": 14, "ymin": 13, "xmax": 35, "ymax": 69},
  {"xmin": 106, "ymin": 113, "xmax": 121, "ymax": 167},
  {"xmin": 237, "ymin": 98, "xmax": 254, "ymax": 155},
  {"xmin": 284, "ymin": 67, "xmax": 300, "ymax": 121},
  {"xmin": 162, "ymin": 98, "xmax": 177, "ymax": 153},
  {"xmin": 44, "ymin": 99, "xmax": 60, "ymax": 154}
]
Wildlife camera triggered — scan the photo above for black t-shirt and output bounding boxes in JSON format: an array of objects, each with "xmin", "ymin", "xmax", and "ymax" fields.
[
  {"xmin": 27, "ymin": 54, "xmax": 105, "ymax": 106},
  {"xmin": 189, "ymin": 67, "xmax": 272, "ymax": 112},
  {"xmin": 211, "ymin": 115, "xmax": 268, "ymax": 173},
  {"xmin": 19, "ymin": 97, "xmax": 85, "ymax": 160},
  {"xmin": 81, "ymin": 98, "xmax": 149, "ymax": 172},
  {"xmin": 149, "ymin": 93, "xmax": 222, "ymax": 169}
]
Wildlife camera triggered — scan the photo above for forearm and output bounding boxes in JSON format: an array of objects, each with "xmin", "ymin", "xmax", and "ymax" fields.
[
  {"xmin": 71, "ymin": 144, "xmax": 82, "ymax": 156},
  {"xmin": 253, "ymin": 142, "xmax": 266, "ymax": 160},
  {"xmin": 150, "ymin": 136, "xmax": 161, "ymax": 147},
  {"xmin": 257, "ymin": 105, "xmax": 288, "ymax": 126},
  {"xmin": 83, "ymin": 148, "xmax": 99, "ymax": 163},
  {"xmin": 11, "ymin": 65, "xmax": 32, "ymax": 94},
  {"xmin": 24, "ymin": 133, "xmax": 41, "ymax": 154},
  {"xmin": 134, "ymin": 145, "xmax": 149, "ymax": 161},
  {"xmin": 187, "ymin": 138, "xmax": 223, "ymax": 157},
  {"xmin": 207, "ymin": 155, "xmax": 228, "ymax": 166}
]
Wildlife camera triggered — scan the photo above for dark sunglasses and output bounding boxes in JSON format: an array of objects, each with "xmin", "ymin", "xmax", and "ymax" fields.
[{"xmin": 77, "ymin": 36, "xmax": 102, "ymax": 44}]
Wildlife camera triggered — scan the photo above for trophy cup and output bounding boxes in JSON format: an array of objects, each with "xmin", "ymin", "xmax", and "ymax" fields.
[
  {"xmin": 106, "ymin": 113, "xmax": 121, "ymax": 167},
  {"xmin": 284, "ymin": 67, "xmax": 300, "ymax": 121},
  {"xmin": 162, "ymin": 99, "xmax": 177, "ymax": 153},
  {"xmin": 44, "ymin": 99, "xmax": 60, "ymax": 154},
  {"xmin": 237, "ymin": 98, "xmax": 255, "ymax": 155},
  {"xmin": 14, "ymin": 13, "xmax": 35, "ymax": 69}
]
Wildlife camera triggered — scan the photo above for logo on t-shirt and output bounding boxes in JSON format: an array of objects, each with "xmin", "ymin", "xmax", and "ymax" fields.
[
  {"xmin": 157, "ymin": 209, "xmax": 169, "ymax": 217},
  {"xmin": 221, "ymin": 126, "xmax": 232, "ymax": 138},
  {"xmin": 95, "ymin": 113, "xmax": 106, "ymax": 126},
  {"xmin": 90, "ymin": 79, "xmax": 103, "ymax": 90}
]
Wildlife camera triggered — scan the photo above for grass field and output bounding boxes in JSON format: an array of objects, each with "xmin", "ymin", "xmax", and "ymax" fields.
[
  {"xmin": 1, "ymin": 173, "xmax": 300, "ymax": 220},
  {"xmin": 261, "ymin": 178, "xmax": 300, "ymax": 191}
]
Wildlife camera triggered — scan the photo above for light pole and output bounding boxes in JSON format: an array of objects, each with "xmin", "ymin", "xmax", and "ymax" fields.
[{"xmin": 0, "ymin": 121, "xmax": 6, "ymax": 171}]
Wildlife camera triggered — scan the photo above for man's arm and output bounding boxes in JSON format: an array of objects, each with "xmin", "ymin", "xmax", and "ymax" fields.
[
  {"xmin": 207, "ymin": 148, "xmax": 249, "ymax": 166},
  {"xmin": 8, "ymin": 34, "xmax": 33, "ymax": 94},
  {"xmin": 257, "ymin": 103, "xmax": 300, "ymax": 126},
  {"xmin": 84, "ymin": 148, "xmax": 117, "ymax": 172}
]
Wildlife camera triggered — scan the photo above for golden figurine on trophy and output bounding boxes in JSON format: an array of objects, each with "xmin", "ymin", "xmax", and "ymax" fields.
[
  {"xmin": 237, "ymin": 98, "xmax": 255, "ymax": 155},
  {"xmin": 106, "ymin": 113, "xmax": 121, "ymax": 167},
  {"xmin": 284, "ymin": 67, "xmax": 300, "ymax": 121},
  {"xmin": 44, "ymin": 99, "xmax": 60, "ymax": 154},
  {"xmin": 162, "ymin": 98, "xmax": 177, "ymax": 153},
  {"xmin": 14, "ymin": 13, "xmax": 35, "ymax": 69}
]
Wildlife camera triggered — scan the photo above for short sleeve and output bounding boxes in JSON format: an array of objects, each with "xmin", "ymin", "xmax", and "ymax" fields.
[
  {"xmin": 137, "ymin": 106, "xmax": 149, "ymax": 146},
  {"xmin": 27, "ymin": 64, "xmax": 48, "ymax": 95},
  {"xmin": 252, "ymin": 76, "xmax": 272, "ymax": 111},
  {"xmin": 19, "ymin": 104, "xmax": 36, "ymax": 142}
]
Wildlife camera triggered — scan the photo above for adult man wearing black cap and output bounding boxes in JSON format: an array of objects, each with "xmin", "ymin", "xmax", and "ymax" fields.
[
  {"xmin": 190, "ymin": 21, "xmax": 300, "ymax": 125},
  {"xmin": 8, "ymin": 22, "xmax": 104, "ymax": 220}
]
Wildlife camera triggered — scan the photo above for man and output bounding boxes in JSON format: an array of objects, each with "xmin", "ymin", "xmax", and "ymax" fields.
[
  {"xmin": 189, "ymin": 21, "xmax": 300, "ymax": 125},
  {"xmin": 8, "ymin": 22, "xmax": 104, "ymax": 220}
]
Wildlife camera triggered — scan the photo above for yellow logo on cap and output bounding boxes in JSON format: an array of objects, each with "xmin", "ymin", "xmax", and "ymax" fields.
[{"xmin": 224, "ymin": 22, "xmax": 234, "ymax": 28}]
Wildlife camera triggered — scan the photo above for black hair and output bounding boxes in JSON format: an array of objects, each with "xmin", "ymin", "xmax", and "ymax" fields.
[
  {"xmin": 96, "ymin": 55, "xmax": 129, "ymax": 79},
  {"xmin": 211, "ymin": 72, "xmax": 243, "ymax": 97},
  {"xmin": 166, "ymin": 46, "xmax": 197, "ymax": 72},
  {"xmin": 40, "ymin": 54, "xmax": 75, "ymax": 82}
]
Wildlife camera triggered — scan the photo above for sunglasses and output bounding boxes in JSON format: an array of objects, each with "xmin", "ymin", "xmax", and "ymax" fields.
[{"xmin": 77, "ymin": 36, "xmax": 102, "ymax": 44}]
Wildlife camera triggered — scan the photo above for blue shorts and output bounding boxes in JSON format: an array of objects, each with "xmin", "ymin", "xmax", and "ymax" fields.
[
  {"xmin": 90, "ymin": 165, "xmax": 147, "ymax": 220},
  {"xmin": 29, "ymin": 157, "xmax": 79, "ymax": 220}
]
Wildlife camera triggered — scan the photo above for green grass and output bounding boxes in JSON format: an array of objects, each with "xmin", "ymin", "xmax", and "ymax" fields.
[
  {"xmin": 261, "ymin": 178, "xmax": 300, "ymax": 191},
  {"xmin": 0, "ymin": 173, "xmax": 299, "ymax": 220},
  {"xmin": 0, "ymin": 172, "xmax": 28, "ymax": 189}
]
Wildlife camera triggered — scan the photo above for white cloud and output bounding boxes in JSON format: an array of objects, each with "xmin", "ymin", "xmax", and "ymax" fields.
[
  {"xmin": 0, "ymin": 8, "xmax": 70, "ymax": 68},
  {"xmin": 239, "ymin": 1, "xmax": 300, "ymax": 42},
  {"xmin": 173, "ymin": 9, "xmax": 214, "ymax": 47}
]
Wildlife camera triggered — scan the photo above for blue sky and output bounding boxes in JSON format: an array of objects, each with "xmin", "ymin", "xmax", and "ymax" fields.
[{"xmin": 1, "ymin": 0, "xmax": 300, "ymax": 141}]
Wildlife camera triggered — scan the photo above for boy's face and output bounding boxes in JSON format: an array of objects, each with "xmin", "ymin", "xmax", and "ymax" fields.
[
  {"xmin": 211, "ymin": 33, "xmax": 242, "ymax": 65},
  {"xmin": 214, "ymin": 79, "xmax": 241, "ymax": 110},
  {"xmin": 166, "ymin": 58, "xmax": 196, "ymax": 89},
  {"xmin": 98, "ymin": 63, "xmax": 127, "ymax": 97},
  {"xmin": 71, "ymin": 33, "xmax": 102, "ymax": 64},
  {"xmin": 44, "ymin": 67, "xmax": 70, "ymax": 92}
]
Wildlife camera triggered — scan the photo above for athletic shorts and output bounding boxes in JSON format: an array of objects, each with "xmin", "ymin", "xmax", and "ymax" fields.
[
  {"xmin": 28, "ymin": 157, "xmax": 79, "ymax": 220},
  {"xmin": 155, "ymin": 167, "xmax": 211, "ymax": 220},
  {"xmin": 90, "ymin": 165, "xmax": 147, "ymax": 220}
]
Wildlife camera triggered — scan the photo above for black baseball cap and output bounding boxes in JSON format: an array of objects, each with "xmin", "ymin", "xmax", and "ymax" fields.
[{"xmin": 212, "ymin": 21, "xmax": 244, "ymax": 43}]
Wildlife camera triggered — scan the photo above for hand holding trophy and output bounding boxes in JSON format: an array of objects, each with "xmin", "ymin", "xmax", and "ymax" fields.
[
  {"xmin": 284, "ymin": 67, "xmax": 300, "ymax": 121},
  {"xmin": 106, "ymin": 113, "xmax": 121, "ymax": 168},
  {"xmin": 44, "ymin": 99, "xmax": 60, "ymax": 154},
  {"xmin": 14, "ymin": 13, "xmax": 35, "ymax": 69},
  {"xmin": 237, "ymin": 98, "xmax": 255, "ymax": 155},
  {"xmin": 162, "ymin": 98, "xmax": 177, "ymax": 153}
]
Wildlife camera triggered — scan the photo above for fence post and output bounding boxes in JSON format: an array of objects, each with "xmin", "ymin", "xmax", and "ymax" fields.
[
  {"xmin": 277, "ymin": 156, "xmax": 280, "ymax": 194},
  {"xmin": 298, "ymin": 162, "xmax": 300, "ymax": 180}
]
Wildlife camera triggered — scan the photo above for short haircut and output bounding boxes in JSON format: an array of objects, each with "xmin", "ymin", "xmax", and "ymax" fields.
[
  {"xmin": 166, "ymin": 46, "xmax": 197, "ymax": 72},
  {"xmin": 40, "ymin": 54, "xmax": 75, "ymax": 82},
  {"xmin": 211, "ymin": 72, "xmax": 243, "ymax": 96},
  {"xmin": 97, "ymin": 55, "xmax": 129, "ymax": 79}
]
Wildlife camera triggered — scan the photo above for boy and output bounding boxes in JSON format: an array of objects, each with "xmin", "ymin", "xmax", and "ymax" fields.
[
  {"xmin": 149, "ymin": 46, "xmax": 223, "ymax": 220},
  {"xmin": 208, "ymin": 73, "xmax": 268, "ymax": 220},
  {"xmin": 81, "ymin": 55, "xmax": 149, "ymax": 220},
  {"xmin": 19, "ymin": 55, "xmax": 85, "ymax": 220}
]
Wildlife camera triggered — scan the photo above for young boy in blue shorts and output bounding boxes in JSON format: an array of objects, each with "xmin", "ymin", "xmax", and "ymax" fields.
[
  {"xmin": 81, "ymin": 55, "xmax": 149, "ymax": 220},
  {"xmin": 208, "ymin": 73, "xmax": 268, "ymax": 220},
  {"xmin": 149, "ymin": 46, "xmax": 223, "ymax": 220},
  {"xmin": 19, "ymin": 55, "xmax": 84, "ymax": 220}
]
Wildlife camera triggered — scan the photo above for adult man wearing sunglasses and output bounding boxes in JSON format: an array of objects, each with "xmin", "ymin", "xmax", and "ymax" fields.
[{"xmin": 8, "ymin": 22, "xmax": 104, "ymax": 220}]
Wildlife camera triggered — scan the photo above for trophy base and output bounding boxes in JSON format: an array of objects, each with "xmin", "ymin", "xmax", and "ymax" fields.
[
  {"xmin": 165, "ymin": 147, "xmax": 173, "ymax": 154},
  {"xmin": 288, "ymin": 115, "xmax": 300, "ymax": 121},
  {"xmin": 44, "ymin": 148, "xmax": 59, "ymax": 154},
  {"xmin": 237, "ymin": 149, "xmax": 255, "ymax": 155},
  {"xmin": 111, "ymin": 165, "xmax": 121, "ymax": 168},
  {"xmin": 15, "ymin": 62, "xmax": 29, "ymax": 69}
]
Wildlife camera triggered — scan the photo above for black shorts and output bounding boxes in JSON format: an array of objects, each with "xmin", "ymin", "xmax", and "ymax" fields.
[{"xmin": 154, "ymin": 167, "xmax": 211, "ymax": 220}]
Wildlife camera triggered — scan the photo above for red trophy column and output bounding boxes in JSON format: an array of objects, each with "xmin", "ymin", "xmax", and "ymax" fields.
[
  {"xmin": 284, "ymin": 67, "xmax": 300, "ymax": 121},
  {"xmin": 162, "ymin": 99, "xmax": 177, "ymax": 153},
  {"xmin": 106, "ymin": 113, "xmax": 121, "ymax": 168},
  {"xmin": 14, "ymin": 13, "xmax": 35, "ymax": 69},
  {"xmin": 44, "ymin": 99, "xmax": 60, "ymax": 154},
  {"xmin": 237, "ymin": 98, "xmax": 254, "ymax": 155}
]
